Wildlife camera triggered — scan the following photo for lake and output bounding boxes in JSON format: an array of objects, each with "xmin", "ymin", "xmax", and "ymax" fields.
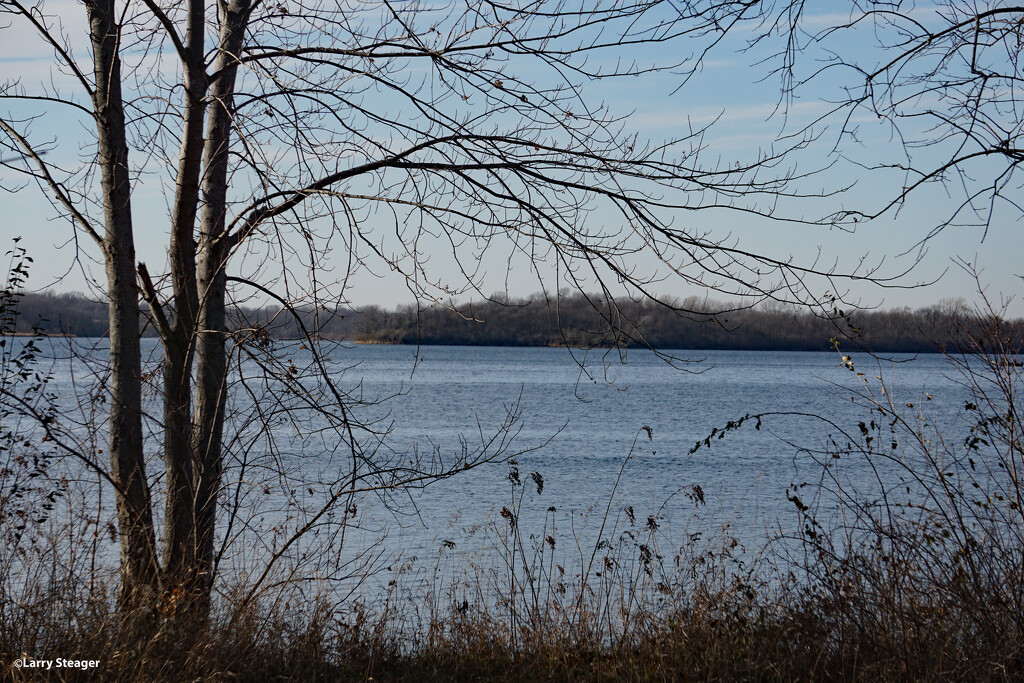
[
  {"xmin": 317, "ymin": 345, "xmax": 966, "ymax": 562},
  {"xmin": 11, "ymin": 339, "xmax": 972, "ymax": 597}
]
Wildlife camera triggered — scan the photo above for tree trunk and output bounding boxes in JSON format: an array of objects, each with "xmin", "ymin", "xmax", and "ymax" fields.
[
  {"xmin": 85, "ymin": 0, "xmax": 159, "ymax": 632},
  {"xmin": 160, "ymin": 0, "xmax": 207, "ymax": 614},
  {"xmin": 189, "ymin": 0, "xmax": 251, "ymax": 621}
]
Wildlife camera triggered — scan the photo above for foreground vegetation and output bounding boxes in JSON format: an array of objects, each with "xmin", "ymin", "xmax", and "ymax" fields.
[{"xmin": 4, "ymin": 559, "xmax": 1021, "ymax": 682}]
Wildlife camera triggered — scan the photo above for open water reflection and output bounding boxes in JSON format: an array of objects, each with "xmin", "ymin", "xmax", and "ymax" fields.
[{"xmin": 32, "ymin": 340, "xmax": 968, "ymax": 598}]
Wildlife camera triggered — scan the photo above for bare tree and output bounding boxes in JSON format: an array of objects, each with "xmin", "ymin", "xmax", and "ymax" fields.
[
  {"xmin": 674, "ymin": 1, "xmax": 1023, "ymax": 236},
  {"xmin": 0, "ymin": 0, "xmax": 887, "ymax": 638}
]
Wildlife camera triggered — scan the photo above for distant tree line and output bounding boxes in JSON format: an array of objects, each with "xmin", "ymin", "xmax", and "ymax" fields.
[
  {"xmin": 14, "ymin": 292, "xmax": 112, "ymax": 337},
  {"xmin": 13, "ymin": 290, "xmax": 1020, "ymax": 353},
  {"xmin": 11, "ymin": 291, "xmax": 358, "ymax": 340},
  {"xmin": 351, "ymin": 293, "xmax": 1014, "ymax": 353}
]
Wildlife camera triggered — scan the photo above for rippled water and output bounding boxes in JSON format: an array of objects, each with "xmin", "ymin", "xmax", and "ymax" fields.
[
  {"xmin": 18, "ymin": 339, "xmax": 971, "ymax": 596},
  {"xmin": 333, "ymin": 344, "xmax": 965, "ymax": 536}
]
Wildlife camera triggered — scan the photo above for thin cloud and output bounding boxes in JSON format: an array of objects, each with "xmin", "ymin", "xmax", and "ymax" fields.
[{"xmin": 628, "ymin": 99, "xmax": 832, "ymax": 130}]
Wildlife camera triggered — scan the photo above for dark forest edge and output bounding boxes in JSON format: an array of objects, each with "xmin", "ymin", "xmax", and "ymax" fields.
[{"xmin": 15, "ymin": 289, "xmax": 1022, "ymax": 353}]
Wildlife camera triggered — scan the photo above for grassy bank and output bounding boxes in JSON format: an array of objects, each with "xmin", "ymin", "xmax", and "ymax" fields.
[{"xmin": 3, "ymin": 519, "xmax": 1021, "ymax": 682}]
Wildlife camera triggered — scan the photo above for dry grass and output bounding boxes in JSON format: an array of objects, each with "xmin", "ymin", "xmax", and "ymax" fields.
[
  {"xmin": 2, "ymin": 571, "xmax": 1020, "ymax": 681},
  {"xmin": 3, "ymin": 468, "xmax": 1023, "ymax": 682}
]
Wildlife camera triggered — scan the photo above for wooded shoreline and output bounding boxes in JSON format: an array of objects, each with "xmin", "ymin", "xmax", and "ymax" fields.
[{"xmin": 11, "ymin": 290, "xmax": 1018, "ymax": 353}]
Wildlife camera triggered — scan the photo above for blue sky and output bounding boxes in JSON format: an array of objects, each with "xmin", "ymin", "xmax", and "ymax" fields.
[{"xmin": 1, "ymin": 1, "xmax": 1020, "ymax": 315}]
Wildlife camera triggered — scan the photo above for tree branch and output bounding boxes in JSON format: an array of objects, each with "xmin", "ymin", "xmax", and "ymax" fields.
[
  {"xmin": 4, "ymin": 0, "xmax": 94, "ymax": 97},
  {"xmin": 136, "ymin": 262, "xmax": 173, "ymax": 342},
  {"xmin": 0, "ymin": 118, "xmax": 103, "ymax": 246}
]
